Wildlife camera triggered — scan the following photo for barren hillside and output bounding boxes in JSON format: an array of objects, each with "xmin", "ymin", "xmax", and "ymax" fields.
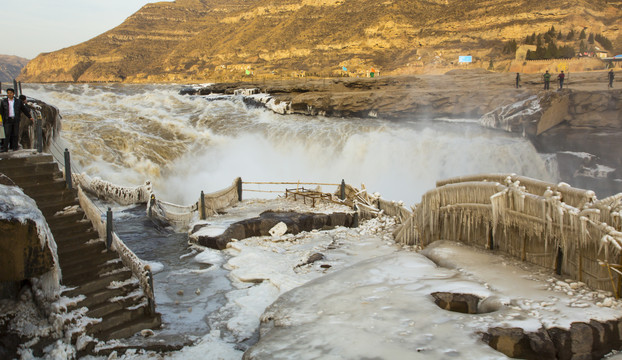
[{"xmin": 18, "ymin": 0, "xmax": 622, "ymax": 83}]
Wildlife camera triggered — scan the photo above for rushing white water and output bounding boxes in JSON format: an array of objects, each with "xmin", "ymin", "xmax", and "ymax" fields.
[{"xmin": 23, "ymin": 83, "xmax": 556, "ymax": 206}]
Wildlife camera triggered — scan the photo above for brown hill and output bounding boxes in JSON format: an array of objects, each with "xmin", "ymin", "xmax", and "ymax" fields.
[
  {"xmin": 18, "ymin": 0, "xmax": 622, "ymax": 83},
  {"xmin": 0, "ymin": 55, "xmax": 29, "ymax": 83}
]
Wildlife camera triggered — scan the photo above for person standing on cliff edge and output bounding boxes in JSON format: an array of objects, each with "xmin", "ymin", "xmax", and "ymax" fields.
[
  {"xmin": 543, "ymin": 70, "xmax": 551, "ymax": 90},
  {"xmin": 557, "ymin": 71, "xmax": 565, "ymax": 90},
  {"xmin": 0, "ymin": 88, "xmax": 33, "ymax": 152},
  {"xmin": 515, "ymin": 72, "xmax": 521, "ymax": 88},
  {"xmin": 609, "ymin": 69, "xmax": 615, "ymax": 88}
]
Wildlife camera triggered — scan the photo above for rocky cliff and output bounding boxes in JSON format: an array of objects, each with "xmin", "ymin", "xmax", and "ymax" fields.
[
  {"xmin": 18, "ymin": 0, "xmax": 622, "ymax": 83},
  {"xmin": 0, "ymin": 55, "xmax": 29, "ymax": 83}
]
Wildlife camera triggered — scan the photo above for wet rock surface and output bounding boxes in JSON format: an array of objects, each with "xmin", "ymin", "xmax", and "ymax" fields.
[
  {"xmin": 193, "ymin": 210, "xmax": 355, "ymax": 249},
  {"xmin": 484, "ymin": 319, "xmax": 622, "ymax": 360}
]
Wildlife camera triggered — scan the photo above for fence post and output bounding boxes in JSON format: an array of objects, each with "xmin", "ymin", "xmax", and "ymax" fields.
[
  {"xmin": 64, "ymin": 149, "xmax": 72, "ymax": 190},
  {"xmin": 106, "ymin": 207, "xmax": 113, "ymax": 251},
  {"xmin": 237, "ymin": 177, "xmax": 243, "ymax": 201},
  {"xmin": 340, "ymin": 179, "xmax": 346, "ymax": 200},
  {"xmin": 148, "ymin": 194, "xmax": 155, "ymax": 218},
  {"xmin": 200, "ymin": 191, "xmax": 206, "ymax": 220},
  {"xmin": 147, "ymin": 269, "xmax": 155, "ymax": 315},
  {"xmin": 36, "ymin": 115, "xmax": 43, "ymax": 153},
  {"xmin": 352, "ymin": 204, "xmax": 359, "ymax": 227},
  {"xmin": 555, "ymin": 247, "xmax": 563, "ymax": 275}
]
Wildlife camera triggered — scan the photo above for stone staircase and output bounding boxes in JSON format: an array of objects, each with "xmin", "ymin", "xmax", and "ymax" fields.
[{"xmin": 0, "ymin": 152, "xmax": 161, "ymax": 352}]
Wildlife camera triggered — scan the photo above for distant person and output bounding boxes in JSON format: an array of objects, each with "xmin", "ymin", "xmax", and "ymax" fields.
[
  {"xmin": 609, "ymin": 69, "xmax": 615, "ymax": 88},
  {"xmin": 557, "ymin": 71, "xmax": 565, "ymax": 90},
  {"xmin": 0, "ymin": 88, "xmax": 33, "ymax": 152},
  {"xmin": 515, "ymin": 72, "xmax": 521, "ymax": 88},
  {"xmin": 543, "ymin": 70, "xmax": 551, "ymax": 90}
]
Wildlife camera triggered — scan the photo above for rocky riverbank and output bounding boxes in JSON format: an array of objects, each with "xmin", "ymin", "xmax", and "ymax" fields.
[{"xmin": 183, "ymin": 69, "xmax": 622, "ymax": 197}]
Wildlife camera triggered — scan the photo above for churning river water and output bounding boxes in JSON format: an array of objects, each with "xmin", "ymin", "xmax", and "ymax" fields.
[{"xmin": 21, "ymin": 83, "xmax": 558, "ymax": 356}]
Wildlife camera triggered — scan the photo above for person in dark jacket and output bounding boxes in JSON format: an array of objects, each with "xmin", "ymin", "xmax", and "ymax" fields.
[
  {"xmin": 515, "ymin": 72, "xmax": 521, "ymax": 88},
  {"xmin": 1, "ymin": 88, "xmax": 33, "ymax": 152},
  {"xmin": 557, "ymin": 71, "xmax": 565, "ymax": 90},
  {"xmin": 609, "ymin": 69, "xmax": 615, "ymax": 88}
]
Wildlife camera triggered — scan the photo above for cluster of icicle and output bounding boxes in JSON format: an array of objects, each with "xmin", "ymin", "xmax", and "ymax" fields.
[
  {"xmin": 73, "ymin": 173, "xmax": 152, "ymax": 205},
  {"xmin": 396, "ymin": 173, "xmax": 622, "ymax": 293}
]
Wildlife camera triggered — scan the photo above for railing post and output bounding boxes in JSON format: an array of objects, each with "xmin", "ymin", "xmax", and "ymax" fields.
[
  {"xmin": 352, "ymin": 204, "xmax": 359, "ymax": 227},
  {"xmin": 64, "ymin": 149, "xmax": 72, "ymax": 190},
  {"xmin": 106, "ymin": 207, "xmax": 113, "ymax": 251},
  {"xmin": 237, "ymin": 177, "xmax": 243, "ymax": 202},
  {"xmin": 36, "ymin": 115, "xmax": 43, "ymax": 153},
  {"xmin": 148, "ymin": 194, "xmax": 155, "ymax": 218},
  {"xmin": 200, "ymin": 191, "xmax": 206, "ymax": 220},
  {"xmin": 18, "ymin": 81, "xmax": 22, "ymax": 96},
  {"xmin": 340, "ymin": 179, "xmax": 346, "ymax": 200},
  {"xmin": 147, "ymin": 269, "xmax": 155, "ymax": 315},
  {"xmin": 555, "ymin": 247, "xmax": 563, "ymax": 275}
]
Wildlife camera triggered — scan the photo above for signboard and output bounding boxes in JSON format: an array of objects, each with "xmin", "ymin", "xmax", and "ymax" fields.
[{"xmin": 458, "ymin": 56, "xmax": 472, "ymax": 63}]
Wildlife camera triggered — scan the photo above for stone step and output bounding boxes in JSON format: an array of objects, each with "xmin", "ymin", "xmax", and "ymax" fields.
[
  {"xmin": 66, "ymin": 284, "xmax": 133, "ymax": 311},
  {"xmin": 57, "ymin": 238, "xmax": 108, "ymax": 261},
  {"xmin": 62, "ymin": 270, "xmax": 134, "ymax": 298},
  {"xmin": 3, "ymin": 170, "xmax": 64, "ymax": 187},
  {"xmin": 46, "ymin": 210, "xmax": 87, "ymax": 228},
  {"xmin": 39, "ymin": 200, "xmax": 83, "ymax": 217},
  {"xmin": 62, "ymin": 258, "xmax": 127, "ymax": 286},
  {"xmin": 30, "ymin": 189, "xmax": 77, "ymax": 206},
  {"xmin": 0, "ymin": 154, "xmax": 55, "ymax": 168},
  {"xmin": 97, "ymin": 313, "xmax": 162, "ymax": 341},
  {"xmin": 50, "ymin": 219, "xmax": 93, "ymax": 238},
  {"xmin": 20, "ymin": 178, "xmax": 67, "ymax": 195},
  {"xmin": 87, "ymin": 292, "xmax": 145, "ymax": 319},
  {"xmin": 87, "ymin": 307, "xmax": 150, "ymax": 339},
  {"xmin": 58, "ymin": 249, "xmax": 118, "ymax": 278},
  {"xmin": 54, "ymin": 228, "xmax": 99, "ymax": 244},
  {"xmin": 0, "ymin": 161, "xmax": 60, "ymax": 177}
]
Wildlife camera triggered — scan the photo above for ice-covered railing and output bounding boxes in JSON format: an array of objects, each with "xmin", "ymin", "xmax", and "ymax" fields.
[
  {"xmin": 77, "ymin": 186, "xmax": 156, "ymax": 314},
  {"xmin": 74, "ymin": 173, "xmax": 152, "ymax": 205},
  {"xmin": 147, "ymin": 177, "xmax": 241, "ymax": 231},
  {"xmin": 436, "ymin": 173, "xmax": 595, "ymax": 209},
  {"xmin": 338, "ymin": 182, "xmax": 412, "ymax": 223},
  {"xmin": 401, "ymin": 174, "xmax": 622, "ymax": 295}
]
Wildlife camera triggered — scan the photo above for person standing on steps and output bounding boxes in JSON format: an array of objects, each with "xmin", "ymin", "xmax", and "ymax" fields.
[
  {"xmin": 543, "ymin": 70, "xmax": 551, "ymax": 90},
  {"xmin": 0, "ymin": 88, "xmax": 34, "ymax": 152},
  {"xmin": 609, "ymin": 69, "xmax": 615, "ymax": 88},
  {"xmin": 557, "ymin": 71, "xmax": 565, "ymax": 90},
  {"xmin": 515, "ymin": 72, "xmax": 521, "ymax": 88}
]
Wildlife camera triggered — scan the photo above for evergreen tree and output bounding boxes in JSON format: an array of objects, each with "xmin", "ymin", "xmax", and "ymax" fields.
[
  {"xmin": 559, "ymin": 45, "xmax": 575, "ymax": 58},
  {"xmin": 595, "ymin": 33, "xmax": 613, "ymax": 50},
  {"xmin": 549, "ymin": 25, "xmax": 556, "ymax": 36},
  {"xmin": 579, "ymin": 40, "xmax": 587, "ymax": 53},
  {"xmin": 579, "ymin": 29, "xmax": 586, "ymax": 39},
  {"xmin": 588, "ymin": 33, "xmax": 594, "ymax": 44},
  {"xmin": 566, "ymin": 29, "xmax": 575, "ymax": 41},
  {"xmin": 557, "ymin": 31, "xmax": 563, "ymax": 40}
]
